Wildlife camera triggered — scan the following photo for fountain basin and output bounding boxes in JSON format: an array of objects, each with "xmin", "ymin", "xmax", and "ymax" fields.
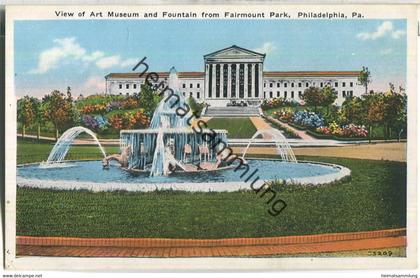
[{"xmin": 17, "ymin": 158, "xmax": 351, "ymax": 192}]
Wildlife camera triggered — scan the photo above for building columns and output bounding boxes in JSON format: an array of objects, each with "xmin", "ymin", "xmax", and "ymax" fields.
[
  {"xmin": 251, "ymin": 64, "xmax": 256, "ymax": 99},
  {"xmin": 211, "ymin": 64, "xmax": 216, "ymax": 99},
  {"xmin": 244, "ymin": 64, "xmax": 248, "ymax": 98},
  {"xmin": 205, "ymin": 64, "xmax": 209, "ymax": 99},
  {"xmin": 227, "ymin": 63, "xmax": 232, "ymax": 99},
  {"xmin": 219, "ymin": 63, "xmax": 224, "ymax": 98},
  {"xmin": 235, "ymin": 63, "xmax": 240, "ymax": 99},
  {"xmin": 258, "ymin": 63, "xmax": 263, "ymax": 99}
]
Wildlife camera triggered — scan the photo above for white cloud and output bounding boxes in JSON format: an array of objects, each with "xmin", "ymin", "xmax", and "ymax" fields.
[
  {"xmin": 254, "ymin": 42, "xmax": 277, "ymax": 54},
  {"xmin": 30, "ymin": 37, "xmax": 137, "ymax": 74},
  {"xmin": 391, "ymin": 30, "xmax": 406, "ymax": 39},
  {"xmin": 95, "ymin": 55, "xmax": 121, "ymax": 69},
  {"xmin": 80, "ymin": 75, "xmax": 105, "ymax": 93},
  {"xmin": 82, "ymin": 51, "xmax": 105, "ymax": 62},
  {"xmin": 120, "ymin": 58, "xmax": 139, "ymax": 68},
  {"xmin": 30, "ymin": 37, "xmax": 87, "ymax": 74},
  {"xmin": 357, "ymin": 21, "xmax": 405, "ymax": 40}
]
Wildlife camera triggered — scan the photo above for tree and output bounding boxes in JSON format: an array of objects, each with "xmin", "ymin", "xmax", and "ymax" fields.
[
  {"xmin": 137, "ymin": 83, "xmax": 161, "ymax": 117},
  {"xmin": 301, "ymin": 87, "xmax": 323, "ymax": 113},
  {"xmin": 382, "ymin": 84, "xmax": 407, "ymax": 140},
  {"xmin": 320, "ymin": 86, "xmax": 338, "ymax": 114},
  {"xmin": 341, "ymin": 96, "xmax": 364, "ymax": 125},
  {"xmin": 358, "ymin": 66, "xmax": 372, "ymax": 94},
  {"xmin": 17, "ymin": 96, "xmax": 39, "ymax": 138},
  {"xmin": 42, "ymin": 89, "xmax": 75, "ymax": 140},
  {"xmin": 366, "ymin": 94, "xmax": 385, "ymax": 139},
  {"xmin": 187, "ymin": 96, "xmax": 204, "ymax": 116}
]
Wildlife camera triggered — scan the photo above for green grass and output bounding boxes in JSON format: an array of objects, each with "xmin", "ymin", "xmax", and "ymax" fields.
[
  {"xmin": 17, "ymin": 138, "xmax": 119, "ymax": 164},
  {"xmin": 206, "ymin": 117, "xmax": 257, "ymax": 139},
  {"xmin": 16, "ymin": 151, "xmax": 406, "ymax": 238}
]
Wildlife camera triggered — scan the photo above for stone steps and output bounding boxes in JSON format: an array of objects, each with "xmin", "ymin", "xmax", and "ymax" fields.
[{"xmin": 205, "ymin": 106, "xmax": 260, "ymax": 117}]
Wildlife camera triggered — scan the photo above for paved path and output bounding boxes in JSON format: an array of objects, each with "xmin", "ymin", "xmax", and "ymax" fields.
[
  {"xmin": 17, "ymin": 228, "xmax": 405, "ymax": 258},
  {"xmin": 249, "ymin": 117, "xmax": 272, "ymax": 139},
  {"xmin": 234, "ymin": 142, "xmax": 407, "ymax": 162}
]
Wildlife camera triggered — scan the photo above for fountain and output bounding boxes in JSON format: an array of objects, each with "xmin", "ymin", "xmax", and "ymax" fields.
[
  {"xmin": 17, "ymin": 67, "xmax": 351, "ymax": 192},
  {"xmin": 242, "ymin": 128, "xmax": 296, "ymax": 162},
  {"xmin": 119, "ymin": 67, "xmax": 228, "ymax": 176},
  {"xmin": 41, "ymin": 126, "xmax": 106, "ymax": 167}
]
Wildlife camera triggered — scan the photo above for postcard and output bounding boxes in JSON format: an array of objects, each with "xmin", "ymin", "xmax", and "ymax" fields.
[{"xmin": 4, "ymin": 3, "xmax": 418, "ymax": 271}]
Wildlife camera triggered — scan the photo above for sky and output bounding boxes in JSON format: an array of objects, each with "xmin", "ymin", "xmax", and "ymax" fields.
[{"xmin": 14, "ymin": 19, "xmax": 407, "ymax": 98}]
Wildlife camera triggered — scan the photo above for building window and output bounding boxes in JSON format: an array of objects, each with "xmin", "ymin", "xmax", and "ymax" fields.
[
  {"xmin": 350, "ymin": 82, "xmax": 353, "ymax": 87},
  {"xmin": 320, "ymin": 82, "xmax": 323, "ymax": 87},
  {"xmin": 306, "ymin": 82, "xmax": 309, "ymax": 88},
  {"xmin": 126, "ymin": 84, "xmax": 129, "ymax": 89},
  {"xmin": 183, "ymin": 83, "xmax": 186, "ymax": 88},
  {"xmin": 277, "ymin": 83, "xmax": 280, "ymax": 88},
  {"xmin": 291, "ymin": 91, "xmax": 295, "ymax": 98},
  {"xmin": 190, "ymin": 92, "xmax": 193, "ymax": 97},
  {"xmin": 284, "ymin": 91, "xmax": 287, "ymax": 98},
  {"xmin": 133, "ymin": 84, "xmax": 137, "ymax": 89},
  {"xmin": 291, "ymin": 83, "xmax": 295, "ymax": 88},
  {"xmin": 264, "ymin": 83, "xmax": 266, "ymax": 88},
  {"xmin": 197, "ymin": 92, "xmax": 200, "ymax": 98},
  {"xmin": 342, "ymin": 82, "xmax": 346, "ymax": 87},
  {"xmin": 277, "ymin": 91, "xmax": 280, "ymax": 97},
  {"xmin": 269, "ymin": 91, "xmax": 273, "ymax": 98},
  {"xmin": 284, "ymin": 83, "xmax": 288, "ymax": 88},
  {"xmin": 335, "ymin": 82, "xmax": 338, "ymax": 87},
  {"xmin": 349, "ymin": 91, "xmax": 353, "ymax": 97},
  {"xmin": 183, "ymin": 92, "xmax": 185, "ymax": 96},
  {"xmin": 270, "ymin": 83, "xmax": 273, "ymax": 88},
  {"xmin": 342, "ymin": 91, "xmax": 346, "ymax": 97},
  {"xmin": 119, "ymin": 84, "xmax": 122, "ymax": 89},
  {"xmin": 190, "ymin": 83, "xmax": 193, "ymax": 88},
  {"xmin": 298, "ymin": 91, "xmax": 302, "ymax": 98},
  {"xmin": 197, "ymin": 83, "xmax": 200, "ymax": 88},
  {"xmin": 298, "ymin": 83, "xmax": 302, "ymax": 87}
]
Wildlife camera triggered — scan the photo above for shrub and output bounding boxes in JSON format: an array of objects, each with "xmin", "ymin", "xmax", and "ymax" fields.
[
  {"xmin": 293, "ymin": 111, "xmax": 324, "ymax": 129},
  {"xmin": 108, "ymin": 109, "xmax": 150, "ymax": 131},
  {"xmin": 261, "ymin": 98, "xmax": 299, "ymax": 110}
]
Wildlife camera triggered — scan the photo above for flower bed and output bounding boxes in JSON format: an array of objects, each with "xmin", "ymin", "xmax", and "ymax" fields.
[
  {"xmin": 261, "ymin": 98, "xmax": 299, "ymax": 110},
  {"xmin": 270, "ymin": 109, "xmax": 370, "ymax": 140},
  {"xmin": 316, "ymin": 122, "xmax": 368, "ymax": 138}
]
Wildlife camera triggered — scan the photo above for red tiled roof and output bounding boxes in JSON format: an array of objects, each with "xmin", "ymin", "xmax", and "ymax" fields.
[
  {"xmin": 263, "ymin": 71, "xmax": 360, "ymax": 77},
  {"xmin": 106, "ymin": 72, "xmax": 204, "ymax": 79}
]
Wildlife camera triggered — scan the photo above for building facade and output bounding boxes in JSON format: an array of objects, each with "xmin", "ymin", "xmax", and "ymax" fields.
[{"xmin": 105, "ymin": 45, "xmax": 364, "ymax": 106}]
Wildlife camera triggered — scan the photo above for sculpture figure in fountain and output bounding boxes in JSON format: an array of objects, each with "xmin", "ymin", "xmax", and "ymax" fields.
[{"xmin": 102, "ymin": 146, "xmax": 131, "ymax": 168}]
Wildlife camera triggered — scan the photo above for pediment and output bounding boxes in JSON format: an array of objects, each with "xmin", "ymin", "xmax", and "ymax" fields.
[{"xmin": 204, "ymin": 45, "xmax": 265, "ymax": 60}]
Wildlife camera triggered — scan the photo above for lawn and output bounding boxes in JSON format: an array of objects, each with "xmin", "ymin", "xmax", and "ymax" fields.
[
  {"xmin": 16, "ymin": 146, "xmax": 407, "ymax": 238},
  {"xmin": 17, "ymin": 138, "xmax": 119, "ymax": 164},
  {"xmin": 206, "ymin": 117, "xmax": 257, "ymax": 139}
]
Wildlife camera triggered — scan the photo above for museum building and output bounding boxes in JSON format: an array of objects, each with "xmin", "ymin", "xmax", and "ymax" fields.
[{"xmin": 105, "ymin": 45, "xmax": 364, "ymax": 106}]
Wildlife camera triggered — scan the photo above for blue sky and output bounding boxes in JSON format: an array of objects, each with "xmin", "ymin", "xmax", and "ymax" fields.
[{"xmin": 14, "ymin": 19, "xmax": 406, "ymax": 98}]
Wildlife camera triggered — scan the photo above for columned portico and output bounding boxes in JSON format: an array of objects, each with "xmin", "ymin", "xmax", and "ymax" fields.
[{"xmin": 203, "ymin": 45, "xmax": 265, "ymax": 107}]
